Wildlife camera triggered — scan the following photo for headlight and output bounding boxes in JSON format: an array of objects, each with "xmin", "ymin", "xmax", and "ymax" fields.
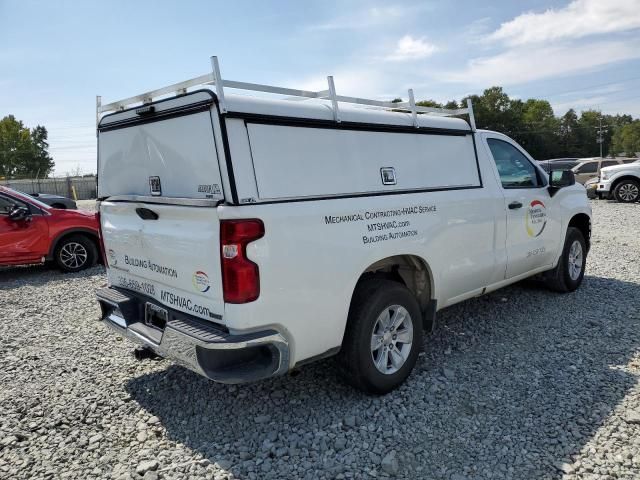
[{"xmin": 601, "ymin": 172, "xmax": 609, "ymax": 181}]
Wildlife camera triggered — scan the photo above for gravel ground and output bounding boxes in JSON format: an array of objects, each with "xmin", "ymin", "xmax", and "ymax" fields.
[{"xmin": 1, "ymin": 200, "xmax": 640, "ymax": 480}]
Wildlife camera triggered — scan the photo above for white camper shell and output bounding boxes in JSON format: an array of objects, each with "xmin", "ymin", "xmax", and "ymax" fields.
[{"xmin": 96, "ymin": 57, "xmax": 592, "ymax": 393}]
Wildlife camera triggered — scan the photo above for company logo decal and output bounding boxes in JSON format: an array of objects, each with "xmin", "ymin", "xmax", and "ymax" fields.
[
  {"xmin": 192, "ymin": 271, "xmax": 210, "ymax": 293},
  {"xmin": 526, "ymin": 200, "xmax": 547, "ymax": 237}
]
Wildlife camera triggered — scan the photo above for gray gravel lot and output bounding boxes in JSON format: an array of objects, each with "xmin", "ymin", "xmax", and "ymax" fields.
[{"xmin": 1, "ymin": 200, "xmax": 639, "ymax": 480}]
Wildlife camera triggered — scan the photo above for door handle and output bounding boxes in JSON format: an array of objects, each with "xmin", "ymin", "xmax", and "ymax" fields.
[
  {"xmin": 508, "ymin": 201, "xmax": 523, "ymax": 210},
  {"xmin": 135, "ymin": 207, "xmax": 159, "ymax": 220}
]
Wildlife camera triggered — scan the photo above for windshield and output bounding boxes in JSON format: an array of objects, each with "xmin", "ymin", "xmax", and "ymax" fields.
[{"xmin": 12, "ymin": 190, "xmax": 52, "ymax": 210}]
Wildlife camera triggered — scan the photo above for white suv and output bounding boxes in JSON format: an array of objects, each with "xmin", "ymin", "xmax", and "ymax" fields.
[
  {"xmin": 95, "ymin": 58, "xmax": 592, "ymax": 393},
  {"xmin": 597, "ymin": 160, "xmax": 640, "ymax": 202}
]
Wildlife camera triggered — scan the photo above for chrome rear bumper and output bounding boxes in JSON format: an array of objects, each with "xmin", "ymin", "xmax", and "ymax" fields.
[{"xmin": 97, "ymin": 287, "xmax": 289, "ymax": 384}]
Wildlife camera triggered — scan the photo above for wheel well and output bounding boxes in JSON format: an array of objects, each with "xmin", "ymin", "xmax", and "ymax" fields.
[
  {"xmin": 611, "ymin": 175, "xmax": 640, "ymax": 192},
  {"xmin": 354, "ymin": 255, "xmax": 433, "ymax": 316},
  {"xmin": 50, "ymin": 231, "xmax": 101, "ymax": 261},
  {"xmin": 568, "ymin": 213, "xmax": 591, "ymax": 252}
]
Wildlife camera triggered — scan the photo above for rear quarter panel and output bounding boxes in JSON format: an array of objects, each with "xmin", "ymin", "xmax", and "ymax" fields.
[{"xmin": 219, "ymin": 183, "xmax": 503, "ymax": 366}]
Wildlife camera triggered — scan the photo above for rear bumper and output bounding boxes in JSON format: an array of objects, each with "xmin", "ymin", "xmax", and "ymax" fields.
[{"xmin": 96, "ymin": 287, "xmax": 289, "ymax": 384}]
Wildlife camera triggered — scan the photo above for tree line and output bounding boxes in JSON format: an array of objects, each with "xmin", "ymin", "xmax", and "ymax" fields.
[{"xmin": 406, "ymin": 86, "xmax": 639, "ymax": 160}]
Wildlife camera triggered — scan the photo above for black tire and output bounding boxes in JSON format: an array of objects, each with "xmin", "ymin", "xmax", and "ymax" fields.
[
  {"xmin": 613, "ymin": 179, "xmax": 640, "ymax": 203},
  {"xmin": 338, "ymin": 278, "xmax": 423, "ymax": 394},
  {"xmin": 545, "ymin": 227, "xmax": 587, "ymax": 293},
  {"xmin": 54, "ymin": 234, "xmax": 97, "ymax": 273}
]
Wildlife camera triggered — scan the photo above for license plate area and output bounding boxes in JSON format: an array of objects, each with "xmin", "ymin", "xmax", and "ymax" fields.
[{"xmin": 145, "ymin": 303, "xmax": 168, "ymax": 331}]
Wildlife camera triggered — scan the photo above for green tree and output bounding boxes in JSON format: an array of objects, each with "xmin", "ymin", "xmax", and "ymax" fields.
[
  {"xmin": 611, "ymin": 121, "xmax": 640, "ymax": 156},
  {"xmin": 519, "ymin": 99, "xmax": 560, "ymax": 159},
  {"xmin": 0, "ymin": 115, "xmax": 54, "ymax": 178},
  {"xmin": 416, "ymin": 99, "xmax": 442, "ymax": 108},
  {"xmin": 462, "ymin": 87, "xmax": 524, "ymax": 139},
  {"xmin": 575, "ymin": 110, "xmax": 603, "ymax": 157}
]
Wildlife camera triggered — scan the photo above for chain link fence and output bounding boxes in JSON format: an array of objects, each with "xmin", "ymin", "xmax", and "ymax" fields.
[{"xmin": 0, "ymin": 175, "xmax": 97, "ymax": 200}]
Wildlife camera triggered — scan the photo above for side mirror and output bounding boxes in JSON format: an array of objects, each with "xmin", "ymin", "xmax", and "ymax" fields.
[
  {"xmin": 8, "ymin": 205, "xmax": 31, "ymax": 222},
  {"xmin": 548, "ymin": 170, "xmax": 575, "ymax": 196}
]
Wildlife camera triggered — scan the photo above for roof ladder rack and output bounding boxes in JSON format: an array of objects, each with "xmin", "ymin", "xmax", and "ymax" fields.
[{"xmin": 97, "ymin": 55, "xmax": 476, "ymax": 131}]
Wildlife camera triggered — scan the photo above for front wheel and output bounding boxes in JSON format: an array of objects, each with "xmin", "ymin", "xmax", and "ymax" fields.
[
  {"xmin": 613, "ymin": 179, "xmax": 640, "ymax": 203},
  {"xmin": 339, "ymin": 279, "xmax": 422, "ymax": 394},
  {"xmin": 54, "ymin": 235, "xmax": 97, "ymax": 272},
  {"xmin": 545, "ymin": 227, "xmax": 587, "ymax": 292}
]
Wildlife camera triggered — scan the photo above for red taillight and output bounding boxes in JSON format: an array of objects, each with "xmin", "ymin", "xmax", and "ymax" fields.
[{"xmin": 220, "ymin": 219, "xmax": 265, "ymax": 303}]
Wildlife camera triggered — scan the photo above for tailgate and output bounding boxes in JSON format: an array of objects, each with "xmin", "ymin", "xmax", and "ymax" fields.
[{"xmin": 100, "ymin": 200, "xmax": 224, "ymax": 322}]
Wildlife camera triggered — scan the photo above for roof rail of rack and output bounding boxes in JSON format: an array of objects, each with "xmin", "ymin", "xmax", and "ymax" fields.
[{"xmin": 97, "ymin": 56, "xmax": 476, "ymax": 131}]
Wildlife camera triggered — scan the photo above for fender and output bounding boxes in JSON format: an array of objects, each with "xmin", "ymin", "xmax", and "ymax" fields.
[
  {"xmin": 550, "ymin": 186, "xmax": 592, "ymax": 267},
  {"xmin": 341, "ymin": 249, "xmax": 438, "ymax": 337},
  {"xmin": 47, "ymin": 227, "xmax": 100, "ymax": 260},
  {"xmin": 608, "ymin": 169, "xmax": 640, "ymax": 184}
]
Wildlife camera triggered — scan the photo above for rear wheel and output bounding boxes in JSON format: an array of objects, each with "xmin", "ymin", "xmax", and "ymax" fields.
[
  {"xmin": 54, "ymin": 235, "xmax": 97, "ymax": 272},
  {"xmin": 339, "ymin": 279, "xmax": 422, "ymax": 394},
  {"xmin": 613, "ymin": 179, "xmax": 640, "ymax": 203},
  {"xmin": 545, "ymin": 227, "xmax": 587, "ymax": 293}
]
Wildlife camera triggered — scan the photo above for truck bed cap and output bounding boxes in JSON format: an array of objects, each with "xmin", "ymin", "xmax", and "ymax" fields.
[{"xmin": 222, "ymin": 92, "xmax": 471, "ymax": 132}]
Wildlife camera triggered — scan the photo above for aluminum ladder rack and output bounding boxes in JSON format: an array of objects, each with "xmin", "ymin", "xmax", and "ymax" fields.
[{"xmin": 97, "ymin": 55, "xmax": 476, "ymax": 131}]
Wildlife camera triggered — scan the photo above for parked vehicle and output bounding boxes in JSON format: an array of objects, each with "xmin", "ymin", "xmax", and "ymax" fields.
[
  {"xmin": 597, "ymin": 159, "xmax": 640, "ymax": 202},
  {"xmin": 584, "ymin": 177, "xmax": 599, "ymax": 199},
  {"xmin": 0, "ymin": 186, "xmax": 100, "ymax": 272},
  {"xmin": 572, "ymin": 158, "xmax": 635, "ymax": 185},
  {"xmin": 537, "ymin": 158, "xmax": 580, "ymax": 173},
  {"xmin": 27, "ymin": 192, "xmax": 77, "ymax": 209},
  {"xmin": 95, "ymin": 57, "xmax": 592, "ymax": 393}
]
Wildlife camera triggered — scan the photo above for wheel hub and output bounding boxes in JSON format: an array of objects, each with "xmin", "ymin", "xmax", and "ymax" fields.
[
  {"xmin": 568, "ymin": 240, "xmax": 583, "ymax": 281},
  {"xmin": 371, "ymin": 305, "xmax": 414, "ymax": 375},
  {"xmin": 619, "ymin": 184, "xmax": 639, "ymax": 201},
  {"xmin": 60, "ymin": 242, "xmax": 88, "ymax": 269}
]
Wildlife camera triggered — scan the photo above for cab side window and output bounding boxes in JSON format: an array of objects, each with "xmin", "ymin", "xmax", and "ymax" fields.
[
  {"xmin": 0, "ymin": 195, "xmax": 16, "ymax": 215},
  {"xmin": 487, "ymin": 138, "xmax": 542, "ymax": 189},
  {"xmin": 576, "ymin": 162, "xmax": 597, "ymax": 174}
]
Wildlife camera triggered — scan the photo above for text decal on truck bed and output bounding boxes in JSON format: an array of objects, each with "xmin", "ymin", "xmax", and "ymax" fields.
[
  {"xmin": 324, "ymin": 205, "xmax": 436, "ymax": 225},
  {"xmin": 323, "ymin": 204, "xmax": 436, "ymax": 245}
]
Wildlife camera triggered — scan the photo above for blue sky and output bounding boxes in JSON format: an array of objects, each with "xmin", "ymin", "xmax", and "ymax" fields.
[{"xmin": 1, "ymin": 0, "xmax": 640, "ymax": 174}]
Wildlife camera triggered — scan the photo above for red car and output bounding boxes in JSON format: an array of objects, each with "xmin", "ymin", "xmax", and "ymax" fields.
[{"xmin": 0, "ymin": 186, "xmax": 101, "ymax": 272}]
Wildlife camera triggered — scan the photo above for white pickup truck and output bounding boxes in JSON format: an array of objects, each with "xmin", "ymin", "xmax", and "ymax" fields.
[
  {"xmin": 96, "ymin": 57, "xmax": 592, "ymax": 393},
  {"xmin": 597, "ymin": 160, "xmax": 640, "ymax": 202}
]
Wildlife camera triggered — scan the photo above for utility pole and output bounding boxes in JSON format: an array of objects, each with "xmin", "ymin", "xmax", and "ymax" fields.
[{"xmin": 595, "ymin": 115, "xmax": 609, "ymax": 158}]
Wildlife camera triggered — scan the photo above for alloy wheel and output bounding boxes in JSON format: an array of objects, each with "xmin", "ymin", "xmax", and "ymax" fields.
[
  {"xmin": 60, "ymin": 242, "xmax": 88, "ymax": 269},
  {"xmin": 370, "ymin": 305, "xmax": 414, "ymax": 375},
  {"xmin": 568, "ymin": 240, "xmax": 583, "ymax": 281},
  {"xmin": 618, "ymin": 183, "xmax": 639, "ymax": 202}
]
